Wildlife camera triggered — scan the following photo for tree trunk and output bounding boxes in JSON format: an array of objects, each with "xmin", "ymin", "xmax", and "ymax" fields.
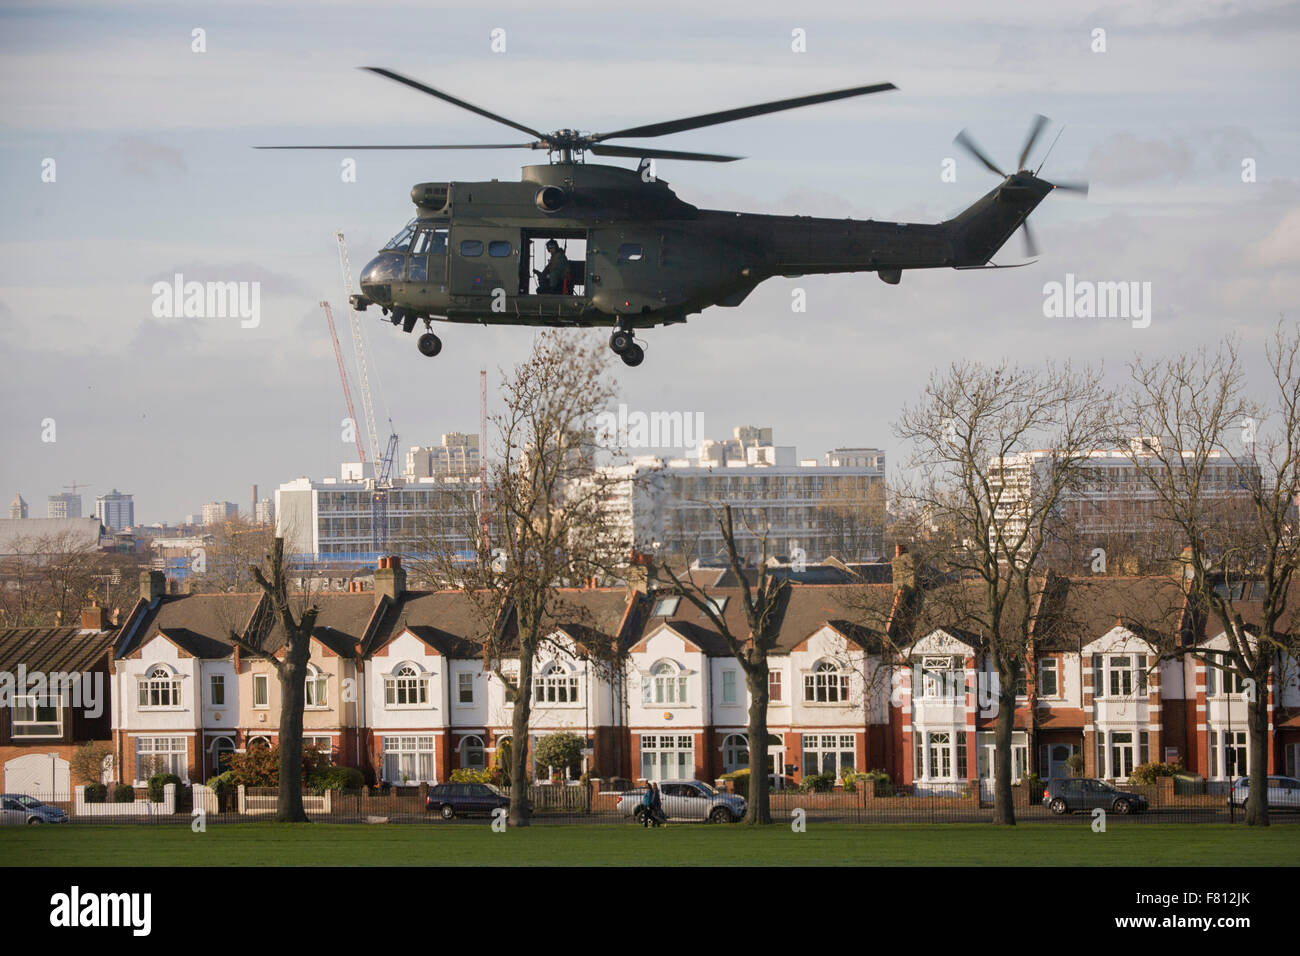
[
  {"xmin": 508, "ymin": 653, "xmax": 534, "ymax": 827},
  {"xmin": 992, "ymin": 672, "xmax": 1016, "ymax": 826},
  {"xmin": 276, "ymin": 648, "xmax": 310, "ymax": 823},
  {"xmin": 743, "ymin": 667, "xmax": 772, "ymax": 825},
  {"xmin": 1244, "ymin": 687, "xmax": 1271, "ymax": 827}
]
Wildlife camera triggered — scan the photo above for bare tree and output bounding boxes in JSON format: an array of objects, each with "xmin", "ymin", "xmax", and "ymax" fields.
[
  {"xmin": 416, "ymin": 331, "xmax": 627, "ymax": 825},
  {"xmin": 191, "ymin": 515, "xmax": 276, "ymax": 593},
  {"xmin": 223, "ymin": 536, "xmax": 318, "ymax": 823},
  {"xmin": 1117, "ymin": 325, "xmax": 1300, "ymax": 826},
  {"xmin": 655, "ymin": 504, "xmax": 788, "ymax": 824},
  {"xmin": 894, "ymin": 359, "xmax": 1113, "ymax": 824}
]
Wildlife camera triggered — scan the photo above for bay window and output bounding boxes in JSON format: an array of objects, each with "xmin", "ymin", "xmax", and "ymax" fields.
[
  {"xmin": 382, "ymin": 735, "xmax": 436, "ymax": 784},
  {"xmin": 641, "ymin": 734, "xmax": 693, "ymax": 781},
  {"xmin": 801, "ymin": 733, "xmax": 855, "ymax": 777},
  {"xmin": 135, "ymin": 735, "xmax": 187, "ymax": 782}
]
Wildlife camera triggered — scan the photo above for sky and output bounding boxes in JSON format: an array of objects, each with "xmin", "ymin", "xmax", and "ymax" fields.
[{"xmin": 1, "ymin": 0, "xmax": 1297, "ymax": 525}]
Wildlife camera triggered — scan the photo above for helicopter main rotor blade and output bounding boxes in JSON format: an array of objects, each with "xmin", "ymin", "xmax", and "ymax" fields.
[
  {"xmin": 589, "ymin": 144, "xmax": 742, "ymax": 163},
  {"xmin": 592, "ymin": 82, "xmax": 896, "ymax": 142},
  {"xmin": 1017, "ymin": 114, "xmax": 1050, "ymax": 170},
  {"xmin": 954, "ymin": 129, "xmax": 1005, "ymax": 177},
  {"xmin": 255, "ymin": 143, "xmax": 537, "ymax": 150},
  {"xmin": 361, "ymin": 67, "xmax": 549, "ymax": 140}
]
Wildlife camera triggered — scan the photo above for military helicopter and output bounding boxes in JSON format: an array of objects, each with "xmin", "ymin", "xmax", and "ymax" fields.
[{"xmin": 260, "ymin": 68, "xmax": 1086, "ymax": 367}]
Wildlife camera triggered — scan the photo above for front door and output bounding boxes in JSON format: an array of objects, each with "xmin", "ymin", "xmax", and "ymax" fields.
[{"xmin": 1048, "ymin": 744, "xmax": 1076, "ymax": 781}]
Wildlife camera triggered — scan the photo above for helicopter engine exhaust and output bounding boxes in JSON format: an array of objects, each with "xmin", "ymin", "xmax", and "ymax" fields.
[{"xmin": 535, "ymin": 185, "xmax": 567, "ymax": 212}]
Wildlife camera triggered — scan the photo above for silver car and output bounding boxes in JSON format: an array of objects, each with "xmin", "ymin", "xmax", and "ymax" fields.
[
  {"xmin": 617, "ymin": 780, "xmax": 747, "ymax": 823},
  {"xmin": 1228, "ymin": 775, "xmax": 1300, "ymax": 810},
  {"xmin": 1, "ymin": 794, "xmax": 70, "ymax": 825}
]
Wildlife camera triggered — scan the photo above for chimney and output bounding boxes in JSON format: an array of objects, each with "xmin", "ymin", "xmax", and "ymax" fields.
[
  {"xmin": 892, "ymin": 544, "xmax": 916, "ymax": 589},
  {"xmin": 140, "ymin": 569, "xmax": 166, "ymax": 603},
  {"xmin": 81, "ymin": 603, "xmax": 106, "ymax": 631},
  {"xmin": 374, "ymin": 555, "xmax": 406, "ymax": 604}
]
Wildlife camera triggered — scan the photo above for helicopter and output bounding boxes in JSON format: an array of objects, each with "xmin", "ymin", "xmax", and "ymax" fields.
[{"xmin": 260, "ymin": 68, "xmax": 1087, "ymax": 368}]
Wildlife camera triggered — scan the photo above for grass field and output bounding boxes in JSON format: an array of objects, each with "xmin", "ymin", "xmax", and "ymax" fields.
[{"xmin": 2, "ymin": 823, "xmax": 1294, "ymax": 867}]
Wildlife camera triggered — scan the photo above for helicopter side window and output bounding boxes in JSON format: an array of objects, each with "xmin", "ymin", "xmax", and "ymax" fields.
[
  {"xmin": 411, "ymin": 230, "xmax": 432, "ymax": 256},
  {"xmin": 384, "ymin": 221, "xmax": 418, "ymax": 252},
  {"xmin": 460, "ymin": 240, "xmax": 483, "ymax": 257},
  {"xmin": 617, "ymin": 243, "xmax": 644, "ymax": 263},
  {"xmin": 429, "ymin": 228, "xmax": 448, "ymax": 255},
  {"xmin": 488, "ymin": 240, "xmax": 512, "ymax": 257}
]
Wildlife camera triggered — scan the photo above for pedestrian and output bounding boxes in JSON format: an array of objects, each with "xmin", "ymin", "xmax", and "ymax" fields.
[
  {"xmin": 650, "ymin": 781, "xmax": 666, "ymax": 827},
  {"xmin": 640, "ymin": 781, "xmax": 655, "ymax": 828}
]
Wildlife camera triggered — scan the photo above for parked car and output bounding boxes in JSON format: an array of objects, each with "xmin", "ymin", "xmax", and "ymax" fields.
[
  {"xmin": 616, "ymin": 780, "xmax": 746, "ymax": 823},
  {"xmin": 1042, "ymin": 778, "xmax": 1148, "ymax": 815},
  {"xmin": 1228, "ymin": 775, "xmax": 1300, "ymax": 810},
  {"xmin": 0, "ymin": 794, "xmax": 70, "ymax": 825},
  {"xmin": 425, "ymin": 782, "xmax": 510, "ymax": 819}
]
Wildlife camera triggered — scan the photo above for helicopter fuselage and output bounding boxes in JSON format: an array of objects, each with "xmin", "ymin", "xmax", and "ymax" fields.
[{"xmin": 355, "ymin": 161, "xmax": 1051, "ymax": 337}]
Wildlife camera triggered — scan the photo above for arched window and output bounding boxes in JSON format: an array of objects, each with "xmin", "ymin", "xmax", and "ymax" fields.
[
  {"xmin": 305, "ymin": 664, "xmax": 328, "ymax": 707},
  {"xmin": 534, "ymin": 661, "xmax": 579, "ymax": 704},
  {"xmin": 460, "ymin": 735, "xmax": 486, "ymax": 770},
  {"xmin": 385, "ymin": 663, "xmax": 428, "ymax": 706},
  {"xmin": 804, "ymin": 660, "xmax": 850, "ymax": 703},
  {"xmin": 138, "ymin": 665, "xmax": 180, "ymax": 708},
  {"xmin": 644, "ymin": 660, "xmax": 687, "ymax": 705},
  {"xmin": 722, "ymin": 733, "xmax": 749, "ymax": 773},
  {"xmin": 248, "ymin": 735, "xmax": 271, "ymax": 750}
]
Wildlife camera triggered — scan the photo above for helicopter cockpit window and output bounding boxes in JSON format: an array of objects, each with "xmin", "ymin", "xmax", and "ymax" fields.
[
  {"xmin": 384, "ymin": 221, "xmax": 418, "ymax": 252},
  {"xmin": 617, "ymin": 243, "xmax": 644, "ymax": 263},
  {"xmin": 460, "ymin": 239, "xmax": 483, "ymax": 257},
  {"xmin": 488, "ymin": 240, "xmax": 512, "ymax": 257}
]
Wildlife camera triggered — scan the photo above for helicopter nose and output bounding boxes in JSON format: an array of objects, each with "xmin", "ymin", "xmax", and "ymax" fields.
[{"xmin": 359, "ymin": 253, "xmax": 403, "ymax": 305}]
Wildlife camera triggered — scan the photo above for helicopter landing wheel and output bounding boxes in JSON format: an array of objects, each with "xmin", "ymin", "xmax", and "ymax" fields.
[
  {"xmin": 609, "ymin": 329, "xmax": 633, "ymax": 355},
  {"xmin": 417, "ymin": 332, "xmax": 442, "ymax": 357},
  {"xmin": 620, "ymin": 343, "xmax": 644, "ymax": 367}
]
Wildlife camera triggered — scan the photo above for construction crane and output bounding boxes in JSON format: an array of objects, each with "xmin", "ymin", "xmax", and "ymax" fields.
[
  {"xmin": 336, "ymin": 231, "xmax": 399, "ymax": 554},
  {"xmin": 320, "ymin": 301, "xmax": 366, "ymax": 466}
]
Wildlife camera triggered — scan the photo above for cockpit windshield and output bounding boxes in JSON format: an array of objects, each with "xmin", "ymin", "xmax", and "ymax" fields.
[{"xmin": 383, "ymin": 220, "xmax": 418, "ymax": 252}]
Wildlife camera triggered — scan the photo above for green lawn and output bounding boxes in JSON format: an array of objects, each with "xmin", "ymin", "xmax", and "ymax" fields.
[{"xmin": 2, "ymin": 823, "xmax": 1294, "ymax": 867}]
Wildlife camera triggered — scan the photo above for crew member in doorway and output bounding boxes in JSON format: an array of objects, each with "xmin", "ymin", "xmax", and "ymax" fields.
[{"xmin": 535, "ymin": 239, "xmax": 568, "ymax": 294}]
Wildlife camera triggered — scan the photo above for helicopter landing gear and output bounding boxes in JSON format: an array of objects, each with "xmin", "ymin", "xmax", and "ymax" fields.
[
  {"xmin": 417, "ymin": 332, "xmax": 442, "ymax": 357},
  {"xmin": 609, "ymin": 329, "xmax": 634, "ymax": 355},
  {"xmin": 620, "ymin": 344, "xmax": 644, "ymax": 367}
]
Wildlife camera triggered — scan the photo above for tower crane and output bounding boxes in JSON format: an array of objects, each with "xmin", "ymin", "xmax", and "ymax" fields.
[
  {"xmin": 336, "ymin": 231, "xmax": 398, "ymax": 554},
  {"xmin": 320, "ymin": 301, "xmax": 366, "ymax": 467}
]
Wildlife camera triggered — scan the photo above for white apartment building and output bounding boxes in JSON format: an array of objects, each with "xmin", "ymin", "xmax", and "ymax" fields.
[
  {"xmin": 598, "ymin": 429, "xmax": 886, "ymax": 565},
  {"xmin": 275, "ymin": 473, "xmax": 481, "ymax": 558}
]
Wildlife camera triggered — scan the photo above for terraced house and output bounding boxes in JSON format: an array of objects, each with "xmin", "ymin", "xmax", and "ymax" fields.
[{"xmin": 70, "ymin": 557, "xmax": 1299, "ymax": 791}]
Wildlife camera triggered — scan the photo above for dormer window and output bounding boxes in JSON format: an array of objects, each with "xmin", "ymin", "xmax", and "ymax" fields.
[
  {"xmin": 385, "ymin": 664, "xmax": 429, "ymax": 707},
  {"xmin": 534, "ymin": 662, "xmax": 579, "ymax": 704},
  {"xmin": 138, "ymin": 666, "xmax": 180, "ymax": 708},
  {"xmin": 804, "ymin": 660, "xmax": 849, "ymax": 703},
  {"xmin": 643, "ymin": 660, "xmax": 687, "ymax": 705}
]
